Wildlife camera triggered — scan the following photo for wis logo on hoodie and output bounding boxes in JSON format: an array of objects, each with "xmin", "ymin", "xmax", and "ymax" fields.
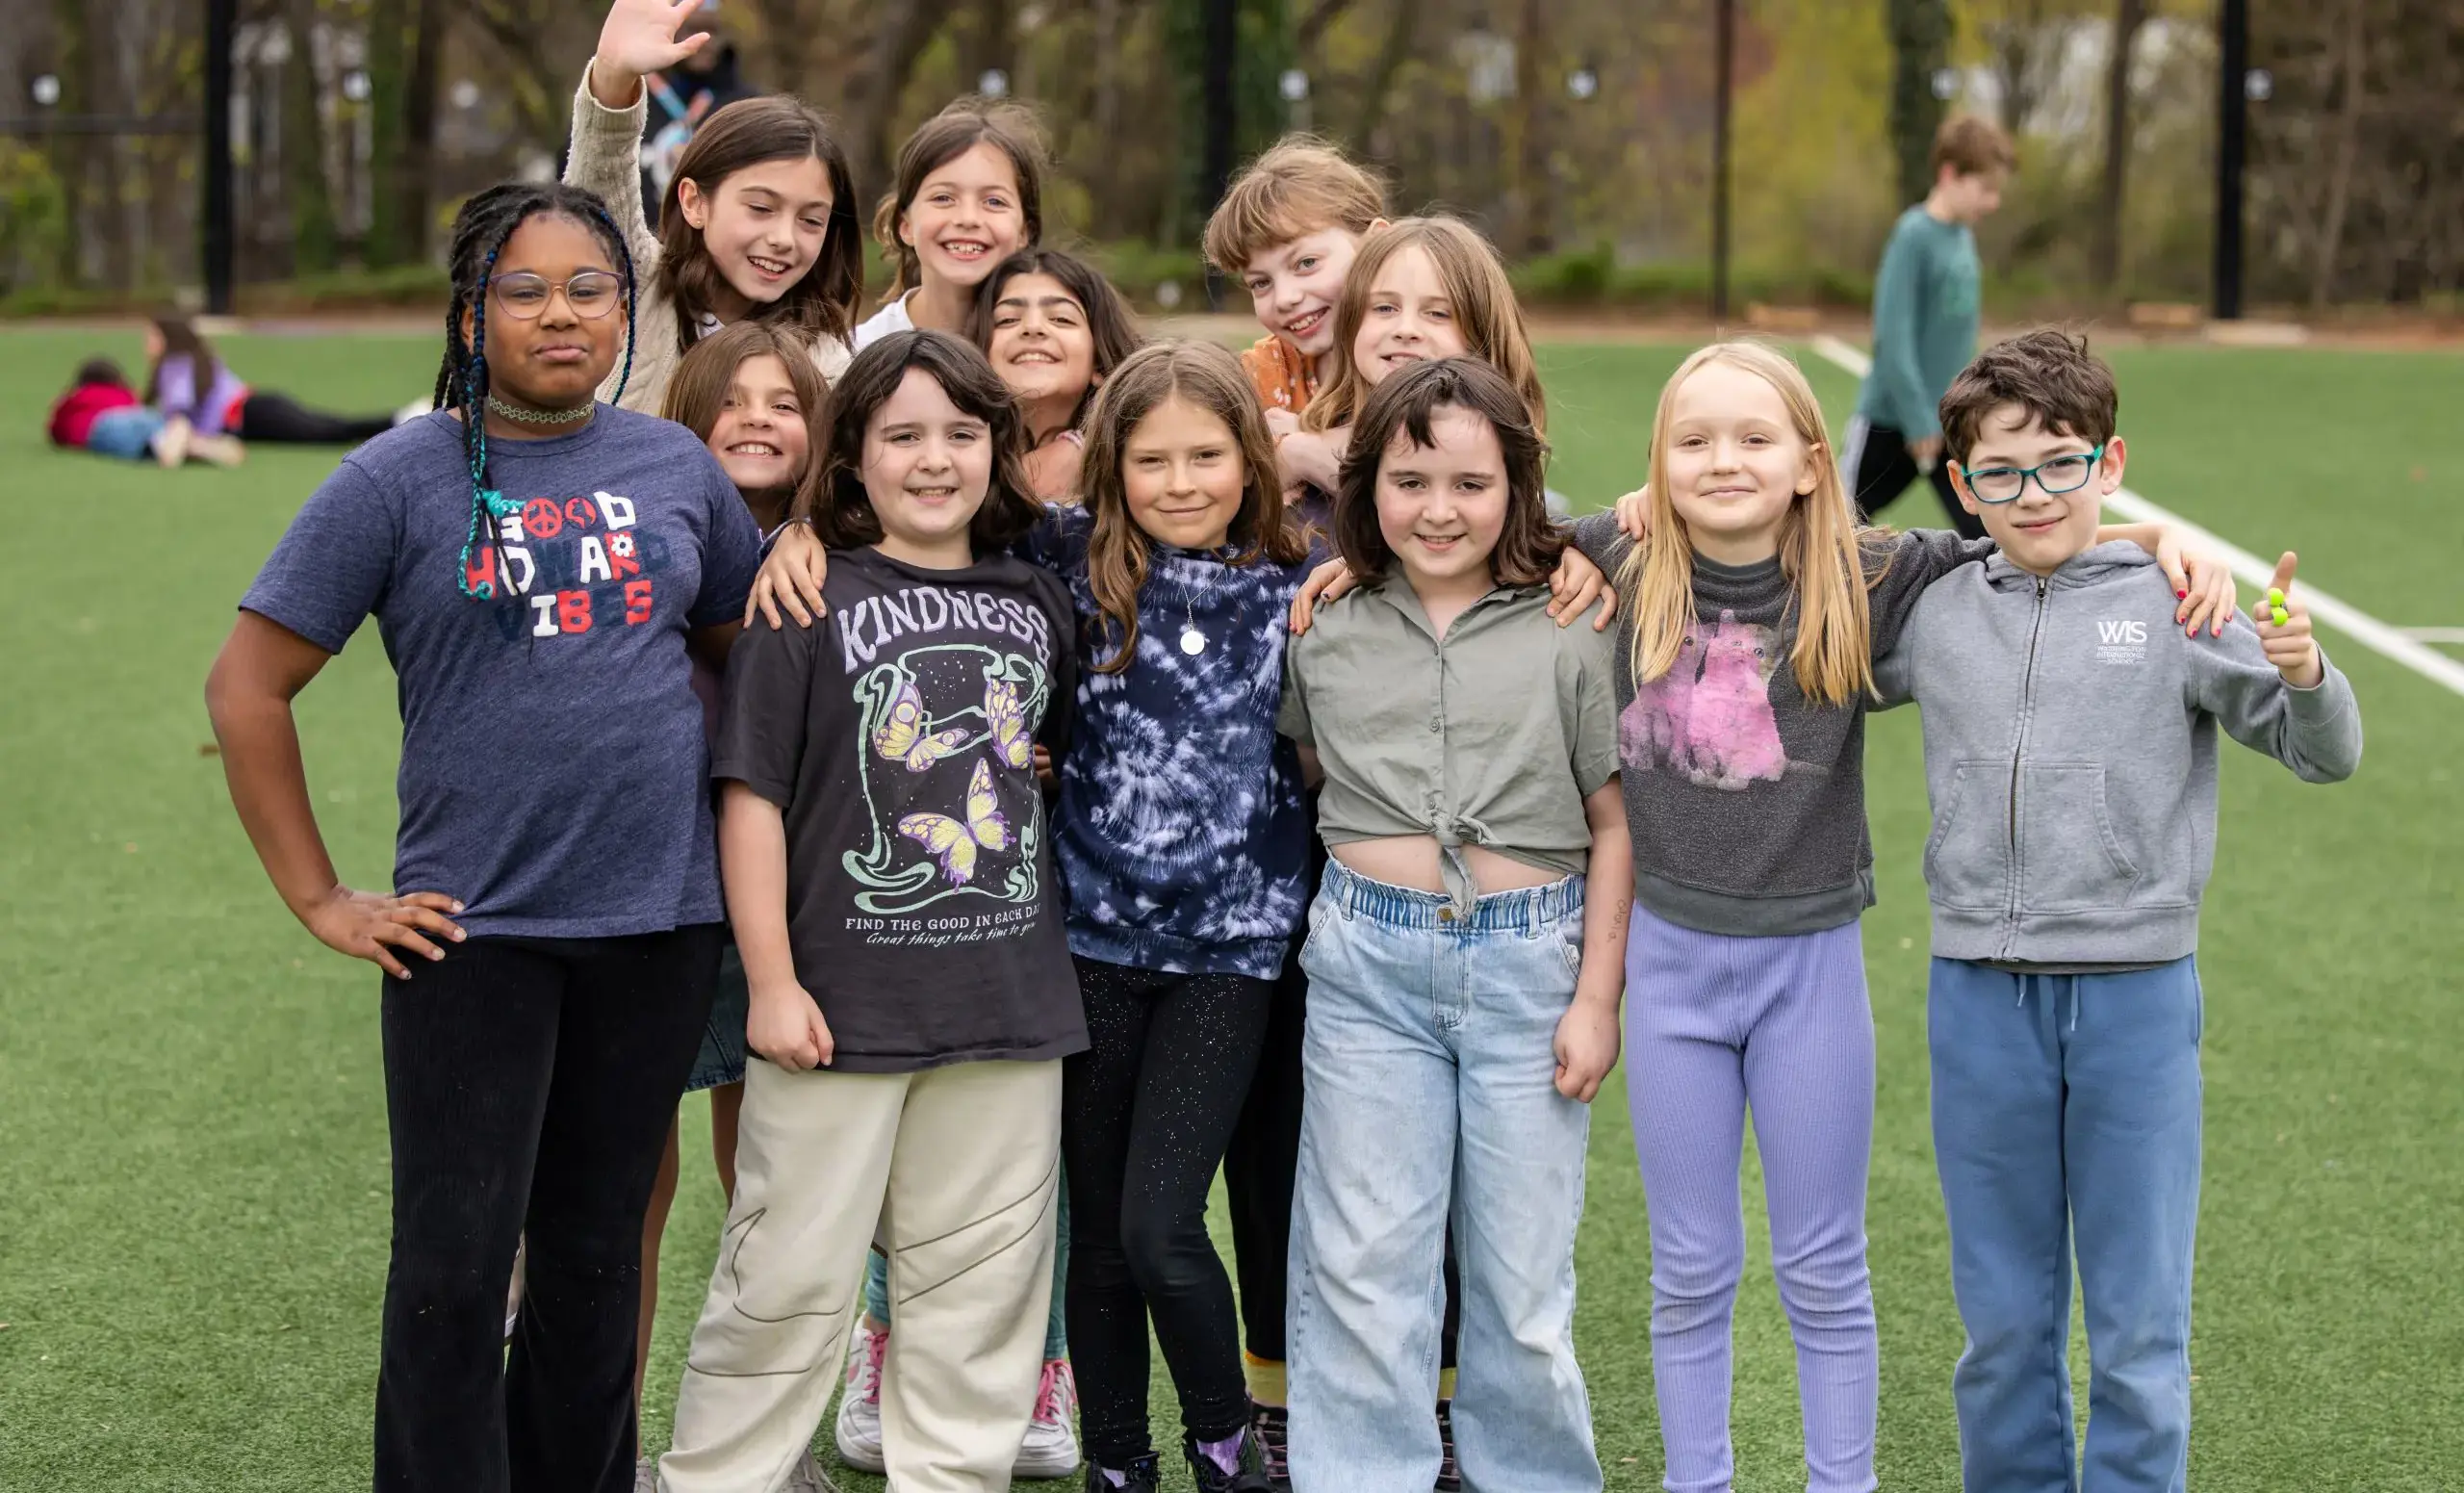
[{"xmin": 2095, "ymin": 617, "xmax": 2149, "ymax": 665}]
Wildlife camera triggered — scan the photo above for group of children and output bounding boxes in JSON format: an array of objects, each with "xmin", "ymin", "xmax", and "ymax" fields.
[
  {"xmin": 202, "ymin": 5, "xmax": 2364, "ymax": 1488},
  {"xmin": 47, "ymin": 314, "xmax": 407, "ymax": 468}
]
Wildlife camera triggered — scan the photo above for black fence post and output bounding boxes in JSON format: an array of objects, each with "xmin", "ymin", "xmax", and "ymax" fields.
[
  {"xmin": 1711, "ymin": 0, "xmax": 1734, "ymax": 327},
  {"xmin": 2213, "ymin": 0, "xmax": 2246, "ymax": 321},
  {"xmin": 1199, "ymin": 0, "xmax": 1237, "ymax": 310},
  {"xmin": 204, "ymin": 0, "xmax": 237, "ymax": 314}
]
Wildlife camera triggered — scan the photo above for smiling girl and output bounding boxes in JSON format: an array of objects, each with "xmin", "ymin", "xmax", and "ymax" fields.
[
  {"xmin": 857, "ymin": 102, "xmax": 1050, "ymax": 348},
  {"xmin": 662, "ymin": 330, "xmax": 1084, "ymax": 1493},
  {"xmin": 1277, "ymin": 217, "xmax": 1549, "ymax": 500},
  {"xmin": 627, "ymin": 321, "xmax": 826, "ymax": 1490},
  {"xmin": 972, "ymin": 247, "xmax": 1144, "ymax": 501},
  {"xmin": 1276, "ymin": 357, "xmax": 1626, "ymax": 1493},
  {"xmin": 205, "ymin": 182, "xmax": 765, "ymax": 1491},
  {"xmin": 568, "ymin": 0, "xmax": 866, "ymax": 413}
]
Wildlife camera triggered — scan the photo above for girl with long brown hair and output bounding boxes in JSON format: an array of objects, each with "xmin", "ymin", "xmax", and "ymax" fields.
[
  {"xmin": 854, "ymin": 99, "xmax": 1051, "ymax": 348},
  {"xmin": 567, "ymin": 0, "xmax": 866, "ymax": 414}
]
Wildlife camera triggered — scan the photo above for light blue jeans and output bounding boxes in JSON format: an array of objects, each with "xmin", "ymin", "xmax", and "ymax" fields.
[
  {"xmin": 1286, "ymin": 862, "xmax": 1601, "ymax": 1493},
  {"xmin": 1929, "ymin": 957, "xmax": 2204, "ymax": 1493}
]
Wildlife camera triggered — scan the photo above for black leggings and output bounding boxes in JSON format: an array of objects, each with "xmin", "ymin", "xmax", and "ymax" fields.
[
  {"xmin": 1848, "ymin": 417, "xmax": 1984, "ymax": 539},
  {"xmin": 1063, "ymin": 956, "xmax": 1272, "ymax": 1465},
  {"xmin": 374, "ymin": 925, "xmax": 721, "ymax": 1493},
  {"xmin": 1223, "ymin": 851, "xmax": 1461, "ymax": 1378},
  {"xmin": 235, "ymin": 390, "xmax": 396, "ymax": 446}
]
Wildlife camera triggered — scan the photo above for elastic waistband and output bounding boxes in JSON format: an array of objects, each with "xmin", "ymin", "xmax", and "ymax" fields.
[{"xmin": 1322, "ymin": 860, "xmax": 1582, "ymax": 932}]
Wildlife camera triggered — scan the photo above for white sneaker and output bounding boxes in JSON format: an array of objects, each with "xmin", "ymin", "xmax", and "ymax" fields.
[
  {"xmin": 1014, "ymin": 1357, "xmax": 1082, "ymax": 1479},
  {"xmin": 632, "ymin": 1455, "xmax": 656, "ymax": 1493},
  {"xmin": 833, "ymin": 1317, "xmax": 887, "ymax": 1473},
  {"xmin": 783, "ymin": 1448, "xmax": 838, "ymax": 1492}
]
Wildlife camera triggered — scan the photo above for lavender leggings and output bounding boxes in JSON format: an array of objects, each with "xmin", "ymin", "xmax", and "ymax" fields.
[{"xmin": 1624, "ymin": 902, "xmax": 1878, "ymax": 1493}]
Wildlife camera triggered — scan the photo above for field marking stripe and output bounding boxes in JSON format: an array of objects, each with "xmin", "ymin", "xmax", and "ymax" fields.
[
  {"xmin": 1808, "ymin": 335, "xmax": 2464, "ymax": 701},
  {"xmin": 2398, "ymin": 627, "xmax": 2464, "ymax": 645}
]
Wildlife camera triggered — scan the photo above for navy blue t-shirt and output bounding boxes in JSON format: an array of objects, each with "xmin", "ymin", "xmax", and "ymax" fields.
[{"xmin": 239, "ymin": 407, "xmax": 763, "ymax": 938}]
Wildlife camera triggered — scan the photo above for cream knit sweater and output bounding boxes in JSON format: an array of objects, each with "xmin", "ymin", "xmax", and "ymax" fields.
[{"xmin": 563, "ymin": 65, "xmax": 853, "ymax": 416}]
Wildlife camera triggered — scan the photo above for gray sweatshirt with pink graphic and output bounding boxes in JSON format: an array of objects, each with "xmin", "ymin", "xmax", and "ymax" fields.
[{"xmin": 1570, "ymin": 514, "xmax": 1990, "ymax": 937}]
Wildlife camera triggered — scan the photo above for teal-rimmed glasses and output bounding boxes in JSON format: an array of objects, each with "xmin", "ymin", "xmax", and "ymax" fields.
[{"xmin": 1956, "ymin": 444, "xmax": 2106, "ymax": 503}]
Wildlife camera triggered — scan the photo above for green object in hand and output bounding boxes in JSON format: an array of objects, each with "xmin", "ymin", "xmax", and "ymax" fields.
[{"xmin": 2272, "ymin": 605, "xmax": 2290, "ymax": 627}]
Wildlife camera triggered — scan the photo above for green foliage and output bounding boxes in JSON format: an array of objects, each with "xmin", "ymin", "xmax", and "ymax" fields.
[
  {"xmin": 0, "ymin": 144, "xmax": 71, "ymax": 296},
  {"xmin": 1511, "ymin": 243, "xmax": 1875, "ymax": 310}
]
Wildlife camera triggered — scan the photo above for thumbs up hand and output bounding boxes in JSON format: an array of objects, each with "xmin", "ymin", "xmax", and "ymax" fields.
[{"xmin": 2255, "ymin": 552, "xmax": 2323, "ymax": 688}]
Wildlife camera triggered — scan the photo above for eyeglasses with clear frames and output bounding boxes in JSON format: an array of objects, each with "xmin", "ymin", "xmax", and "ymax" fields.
[
  {"xmin": 489, "ymin": 270, "xmax": 623, "ymax": 321},
  {"xmin": 1955, "ymin": 444, "xmax": 2106, "ymax": 504}
]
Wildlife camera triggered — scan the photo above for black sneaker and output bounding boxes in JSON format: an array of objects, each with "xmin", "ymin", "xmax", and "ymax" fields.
[
  {"xmin": 1434, "ymin": 1399, "xmax": 1462, "ymax": 1492},
  {"xmin": 1249, "ymin": 1400, "xmax": 1292, "ymax": 1492},
  {"xmin": 1084, "ymin": 1453, "xmax": 1161, "ymax": 1493},
  {"xmin": 1185, "ymin": 1429, "xmax": 1274, "ymax": 1493}
]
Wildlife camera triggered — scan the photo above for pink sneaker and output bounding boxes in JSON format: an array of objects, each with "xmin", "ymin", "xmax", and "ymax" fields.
[
  {"xmin": 832, "ymin": 1317, "xmax": 887, "ymax": 1473},
  {"xmin": 1014, "ymin": 1357, "xmax": 1081, "ymax": 1479}
]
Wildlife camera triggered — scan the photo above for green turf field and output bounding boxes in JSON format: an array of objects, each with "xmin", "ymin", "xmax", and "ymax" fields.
[{"xmin": 1, "ymin": 326, "xmax": 2457, "ymax": 1490}]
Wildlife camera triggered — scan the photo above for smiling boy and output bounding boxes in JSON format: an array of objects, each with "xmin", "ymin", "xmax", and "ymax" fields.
[
  {"xmin": 1201, "ymin": 138, "xmax": 1388, "ymax": 425},
  {"xmin": 1874, "ymin": 330, "xmax": 2362, "ymax": 1493}
]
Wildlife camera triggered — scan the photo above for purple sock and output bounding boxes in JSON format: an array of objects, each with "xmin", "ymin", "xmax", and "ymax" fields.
[
  {"xmin": 1197, "ymin": 1431, "xmax": 1245, "ymax": 1476},
  {"xmin": 1096, "ymin": 1469, "xmax": 1127, "ymax": 1489}
]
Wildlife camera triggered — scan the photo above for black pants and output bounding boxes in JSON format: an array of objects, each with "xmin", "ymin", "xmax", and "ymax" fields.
[
  {"xmin": 1222, "ymin": 852, "xmax": 1462, "ymax": 1378},
  {"xmin": 235, "ymin": 390, "xmax": 396, "ymax": 446},
  {"xmin": 1063, "ymin": 956, "xmax": 1273, "ymax": 1465},
  {"xmin": 373, "ymin": 925, "xmax": 722, "ymax": 1493},
  {"xmin": 1847, "ymin": 416, "xmax": 1983, "ymax": 539}
]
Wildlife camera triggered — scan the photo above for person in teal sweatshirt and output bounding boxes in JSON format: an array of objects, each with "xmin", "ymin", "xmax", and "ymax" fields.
[
  {"xmin": 1874, "ymin": 330, "xmax": 2361, "ymax": 1493},
  {"xmin": 1847, "ymin": 115, "xmax": 2015, "ymax": 540}
]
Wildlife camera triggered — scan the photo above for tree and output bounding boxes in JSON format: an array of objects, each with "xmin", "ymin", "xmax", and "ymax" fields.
[
  {"xmin": 1886, "ymin": 0, "xmax": 1952, "ymax": 203},
  {"xmin": 367, "ymin": 0, "xmax": 442, "ymax": 266},
  {"xmin": 2091, "ymin": 0, "xmax": 2146, "ymax": 289}
]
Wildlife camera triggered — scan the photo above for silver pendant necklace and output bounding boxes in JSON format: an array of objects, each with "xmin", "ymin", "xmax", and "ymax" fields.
[{"xmin": 1179, "ymin": 595, "xmax": 1208, "ymax": 656}]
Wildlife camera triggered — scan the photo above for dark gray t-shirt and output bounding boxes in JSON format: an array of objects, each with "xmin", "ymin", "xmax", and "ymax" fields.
[
  {"xmin": 239, "ymin": 407, "xmax": 762, "ymax": 937},
  {"xmin": 713, "ymin": 546, "xmax": 1087, "ymax": 1072},
  {"xmin": 1571, "ymin": 515, "xmax": 1990, "ymax": 935}
]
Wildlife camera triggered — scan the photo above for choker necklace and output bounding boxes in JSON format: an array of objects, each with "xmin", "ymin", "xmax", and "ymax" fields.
[{"xmin": 487, "ymin": 396, "xmax": 594, "ymax": 425}]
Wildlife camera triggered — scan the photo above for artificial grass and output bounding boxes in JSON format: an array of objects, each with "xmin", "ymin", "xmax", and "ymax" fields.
[{"xmin": 0, "ymin": 327, "xmax": 2456, "ymax": 1489}]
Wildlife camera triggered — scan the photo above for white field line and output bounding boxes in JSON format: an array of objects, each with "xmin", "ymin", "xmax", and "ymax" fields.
[
  {"xmin": 2398, "ymin": 627, "xmax": 2464, "ymax": 645},
  {"xmin": 1808, "ymin": 334, "xmax": 2464, "ymax": 701}
]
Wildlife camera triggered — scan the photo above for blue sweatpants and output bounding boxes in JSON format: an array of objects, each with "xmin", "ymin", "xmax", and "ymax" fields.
[{"xmin": 1928, "ymin": 957, "xmax": 2203, "ymax": 1493}]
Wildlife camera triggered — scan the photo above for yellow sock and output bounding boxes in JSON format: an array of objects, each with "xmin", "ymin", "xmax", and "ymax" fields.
[
  {"xmin": 1244, "ymin": 1351, "xmax": 1287, "ymax": 1406},
  {"xmin": 1437, "ymin": 1368, "xmax": 1457, "ymax": 1403}
]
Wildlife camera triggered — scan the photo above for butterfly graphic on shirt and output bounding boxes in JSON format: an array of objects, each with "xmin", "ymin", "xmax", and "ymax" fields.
[
  {"xmin": 897, "ymin": 759, "xmax": 1013, "ymax": 885},
  {"xmin": 872, "ymin": 674, "xmax": 971, "ymax": 771},
  {"xmin": 984, "ymin": 675, "xmax": 1033, "ymax": 769}
]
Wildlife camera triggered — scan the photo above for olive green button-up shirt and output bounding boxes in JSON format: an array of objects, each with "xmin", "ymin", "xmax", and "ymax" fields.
[{"xmin": 1277, "ymin": 579, "xmax": 1621, "ymax": 911}]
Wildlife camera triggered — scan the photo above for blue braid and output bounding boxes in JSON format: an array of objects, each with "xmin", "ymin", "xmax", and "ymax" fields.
[
  {"xmin": 455, "ymin": 242, "xmax": 507, "ymax": 600},
  {"xmin": 590, "ymin": 203, "xmax": 639, "ymax": 407}
]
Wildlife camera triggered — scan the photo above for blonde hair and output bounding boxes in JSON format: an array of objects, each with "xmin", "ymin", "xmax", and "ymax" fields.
[
  {"xmin": 1615, "ymin": 342, "xmax": 1887, "ymax": 708},
  {"xmin": 1201, "ymin": 135, "xmax": 1388, "ymax": 274},
  {"xmin": 1301, "ymin": 217, "xmax": 1547, "ymax": 436}
]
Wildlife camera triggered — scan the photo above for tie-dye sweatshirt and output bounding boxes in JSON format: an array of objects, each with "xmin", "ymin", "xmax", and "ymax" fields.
[
  {"xmin": 1569, "ymin": 514, "xmax": 1991, "ymax": 937},
  {"xmin": 1020, "ymin": 504, "xmax": 1322, "ymax": 980}
]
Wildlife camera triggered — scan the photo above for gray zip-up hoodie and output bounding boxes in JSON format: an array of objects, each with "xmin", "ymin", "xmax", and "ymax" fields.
[{"xmin": 1873, "ymin": 542, "xmax": 2361, "ymax": 965}]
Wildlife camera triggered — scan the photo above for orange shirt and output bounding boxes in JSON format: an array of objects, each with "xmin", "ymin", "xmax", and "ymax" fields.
[{"xmin": 1240, "ymin": 333, "xmax": 1318, "ymax": 416}]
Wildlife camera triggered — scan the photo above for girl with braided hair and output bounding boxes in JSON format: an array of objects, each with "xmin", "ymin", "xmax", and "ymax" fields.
[
  {"xmin": 567, "ymin": 0, "xmax": 866, "ymax": 414},
  {"xmin": 204, "ymin": 180, "xmax": 766, "ymax": 1493}
]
